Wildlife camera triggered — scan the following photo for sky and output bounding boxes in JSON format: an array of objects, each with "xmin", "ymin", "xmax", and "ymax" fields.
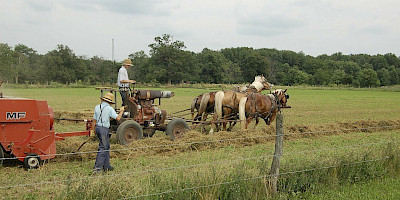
[{"xmin": 1, "ymin": 0, "xmax": 399, "ymax": 61}]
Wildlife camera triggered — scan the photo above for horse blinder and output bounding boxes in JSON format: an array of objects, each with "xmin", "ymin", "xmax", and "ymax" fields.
[{"xmin": 285, "ymin": 94, "xmax": 289, "ymax": 100}]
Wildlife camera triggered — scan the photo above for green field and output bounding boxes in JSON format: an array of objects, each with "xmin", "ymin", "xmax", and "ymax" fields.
[
  {"xmin": 1, "ymin": 86, "xmax": 400, "ymax": 199},
  {"xmin": 3, "ymin": 86, "xmax": 400, "ymax": 126}
]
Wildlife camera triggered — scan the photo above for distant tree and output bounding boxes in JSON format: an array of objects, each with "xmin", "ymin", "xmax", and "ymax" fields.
[
  {"xmin": 197, "ymin": 48, "xmax": 229, "ymax": 83},
  {"xmin": 40, "ymin": 45, "xmax": 87, "ymax": 84},
  {"xmin": 383, "ymin": 53, "xmax": 400, "ymax": 68},
  {"xmin": 129, "ymin": 50, "xmax": 149, "ymax": 82},
  {"xmin": 148, "ymin": 34, "xmax": 193, "ymax": 84},
  {"xmin": 388, "ymin": 65, "xmax": 399, "ymax": 85},
  {"xmin": 85, "ymin": 56, "xmax": 118, "ymax": 84},
  {"xmin": 361, "ymin": 63, "xmax": 374, "ymax": 69},
  {"xmin": 332, "ymin": 69, "xmax": 346, "ymax": 85},
  {"xmin": 312, "ymin": 68, "xmax": 331, "ymax": 85},
  {"xmin": 282, "ymin": 66, "xmax": 310, "ymax": 85},
  {"xmin": 0, "ymin": 43, "xmax": 14, "ymax": 82},
  {"xmin": 241, "ymin": 52, "xmax": 270, "ymax": 82},
  {"xmin": 349, "ymin": 54, "xmax": 370, "ymax": 67},
  {"xmin": 370, "ymin": 55, "xmax": 389, "ymax": 70},
  {"xmin": 377, "ymin": 68, "xmax": 390, "ymax": 86},
  {"xmin": 357, "ymin": 68, "xmax": 380, "ymax": 87},
  {"xmin": 301, "ymin": 56, "xmax": 326, "ymax": 74},
  {"xmin": 10, "ymin": 52, "xmax": 28, "ymax": 84},
  {"xmin": 269, "ymin": 62, "xmax": 288, "ymax": 85}
]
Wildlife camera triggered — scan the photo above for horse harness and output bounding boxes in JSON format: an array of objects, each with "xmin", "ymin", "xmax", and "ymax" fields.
[
  {"xmin": 221, "ymin": 88, "xmax": 258, "ymax": 118},
  {"xmin": 247, "ymin": 92, "xmax": 281, "ymax": 124}
]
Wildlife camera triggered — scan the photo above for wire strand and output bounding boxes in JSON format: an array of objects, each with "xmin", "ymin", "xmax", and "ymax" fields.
[
  {"xmin": 119, "ymin": 157, "xmax": 392, "ymax": 199},
  {"xmin": 1, "ymin": 124, "xmax": 399, "ymax": 161},
  {"xmin": 0, "ymin": 139, "xmax": 396, "ymax": 189}
]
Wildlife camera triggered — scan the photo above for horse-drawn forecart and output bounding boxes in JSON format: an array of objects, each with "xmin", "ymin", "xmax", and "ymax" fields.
[
  {"xmin": 99, "ymin": 86, "xmax": 190, "ymax": 145},
  {"xmin": 101, "ymin": 75, "xmax": 289, "ymax": 145}
]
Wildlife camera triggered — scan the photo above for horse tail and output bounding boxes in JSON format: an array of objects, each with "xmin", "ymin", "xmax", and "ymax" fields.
[
  {"xmin": 199, "ymin": 93, "xmax": 210, "ymax": 116},
  {"xmin": 191, "ymin": 96, "xmax": 199, "ymax": 120},
  {"xmin": 239, "ymin": 97, "xmax": 248, "ymax": 130},
  {"xmin": 214, "ymin": 91, "xmax": 225, "ymax": 119}
]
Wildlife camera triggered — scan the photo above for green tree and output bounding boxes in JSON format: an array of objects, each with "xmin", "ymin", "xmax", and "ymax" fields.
[
  {"xmin": 377, "ymin": 68, "xmax": 390, "ymax": 86},
  {"xmin": 312, "ymin": 68, "xmax": 331, "ymax": 85},
  {"xmin": 370, "ymin": 55, "xmax": 388, "ymax": 70},
  {"xmin": 241, "ymin": 52, "xmax": 270, "ymax": 82},
  {"xmin": 148, "ymin": 34, "xmax": 193, "ymax": 84},
  {"xmin": 332, "ymin": 69, "xmax": 346, "ymax": 85},
  {"xmin": 129, "ymin": 51, "xmax": 150, "ymax": 82},
  {"xmin": 40, "ymin": 45, "xmax": 87, "ymax": 84},
  {"xmin": 0, "ymin": 43, "xmax": 14, "ymax": 82},
  {"xmin": 388, "ymin": 65, "xmax": 399, "ymax": 85},
  {"xmin": 282, "ymin": 66, "xmax": 310, "ymax": 85},
  {"xmin": 342, "ymin": 61, "xmax": 361, "ymax": 85},
  {"xmin": 197, "ymin": 48, "xmax": 230, "ymax": 83},
  {"xmin": 12, "ymin": 44, "xmax": 39, "ymax": 84},
  {"xmin": 357, "ymin": 68, "xmax": 380, "ymax": 87},
  {"xmin": 384, "ymin": 53, "xmax": 400, "ymax": 68}
]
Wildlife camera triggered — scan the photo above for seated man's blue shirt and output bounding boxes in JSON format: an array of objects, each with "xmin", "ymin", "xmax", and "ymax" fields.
[{"xmin": 93, "ymin": 102, "xmax": 118, "ymax": 128}]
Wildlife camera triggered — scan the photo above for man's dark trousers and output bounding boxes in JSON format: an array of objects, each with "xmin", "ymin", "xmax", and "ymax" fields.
[
  {"xmin": 119, "ymin": 89, "xmax": 128, "ymax": 106},
  {"xmin": 94, "ymin": 126, "xmax": 111, "ymax": 170}
]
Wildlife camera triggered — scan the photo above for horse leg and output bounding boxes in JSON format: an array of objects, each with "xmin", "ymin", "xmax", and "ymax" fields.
[
  {"xmin": 254, "ymin": 117, "xmax": 259, "ymax": 129},
  {"xmin": 227, "ymin": 121, "xmax": 236, "ymax": 131},
  {"xmin": 209, "ymin": 113, "xmax": 218, "ymax": 134},
  {"xmin": 245, "ymin": 117, "xmax": 253, "ymax": 129},
  {"xmin": 200, "ymin": 113, "xmax": 208, "ymax": 133},
  {"xmin": 267, "ymin": 112, "xmax": 277, "ymax": 125}
]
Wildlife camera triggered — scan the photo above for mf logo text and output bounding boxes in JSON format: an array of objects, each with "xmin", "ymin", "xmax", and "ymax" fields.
[{"xmin": 6, "ymin": 112, "xmax": 26, "ymax": 120}]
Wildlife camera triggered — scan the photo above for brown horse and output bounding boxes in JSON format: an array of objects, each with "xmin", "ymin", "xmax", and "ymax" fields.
[
  {"xmin": 210, "ymin": 75, "xmax": 273, "ymax": 133},
  {"xmin": 239, "ymin": 89, "xmax": 289, "ymax": 130},
  {"xmin": 191, "ymin": 91, "xmax": 217, "ymax": 132}
]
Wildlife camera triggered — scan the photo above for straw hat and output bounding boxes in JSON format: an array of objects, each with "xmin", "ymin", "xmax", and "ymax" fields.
[
  {"xmin": 123, "ymin": 59, "xmax": 132, "ymax": 66},
  {"xmin": 100, "ymin": 92, "xmax": 115, "ymax": 104}
]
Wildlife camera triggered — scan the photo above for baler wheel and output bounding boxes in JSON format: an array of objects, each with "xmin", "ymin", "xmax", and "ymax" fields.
[
  {"xmin": 0, "ymin": 146, "xmax": 4, "ymax": 167},
  {"xmin": 166, "ymin": 118, "xmax": 190, "ymax": 140},
  {"xmin": 117, "ymin": 120, "xmax": 143, "ymax": 145},
  {"xmin": 23, "ymin": 153, "xmax": 41, "ymax": 169}
]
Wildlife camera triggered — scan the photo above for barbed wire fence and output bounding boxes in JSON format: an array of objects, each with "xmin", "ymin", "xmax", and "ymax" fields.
[
  {"xmin": 1, "ymin": 124, "xmax": 398, "ymax": 161},
  {"xmin": 0, "ymin": 114, "xmax": 399, "ymax": 198}
]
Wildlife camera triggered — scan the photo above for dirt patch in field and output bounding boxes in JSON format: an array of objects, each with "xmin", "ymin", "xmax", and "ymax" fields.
[{"xmin": 52, "ymin": 119, "xmax": 400, "ymax": 162}]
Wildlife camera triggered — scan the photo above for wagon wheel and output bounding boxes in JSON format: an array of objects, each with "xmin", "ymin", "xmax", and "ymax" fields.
[
  {"xmin": 166, "ymin": 118, "xmax": 190, "ymax": 140},
  {"xmin": 116, "ymin": 120, "xmax": 143, "ymax": 145},
  {"xmin": 0, "ymin": 146, "xmax": 4, "ymax": 167},
  {"xmin": 23, "ymin": 153, "xmax": 41, "ymax": 169}
]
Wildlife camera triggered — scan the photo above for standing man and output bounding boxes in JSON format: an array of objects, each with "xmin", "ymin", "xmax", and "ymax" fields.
[
  {"xmin": 118, "ymin": 59, "xmax": 136, "ymax": 106},
  {"xmin": 92, "ymin": 92, "xmax": 124, "ymax": 173}
]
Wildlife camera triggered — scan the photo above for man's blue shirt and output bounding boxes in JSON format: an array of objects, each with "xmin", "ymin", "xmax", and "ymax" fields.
[{"xmin": 93, "ymin": 102, "xmax": 118, "ymax": 128}]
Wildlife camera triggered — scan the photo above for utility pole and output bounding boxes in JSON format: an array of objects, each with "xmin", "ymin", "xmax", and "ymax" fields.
[{"xmin": 112, "ymin": 39, "xmax": 114, "ymax": 62}]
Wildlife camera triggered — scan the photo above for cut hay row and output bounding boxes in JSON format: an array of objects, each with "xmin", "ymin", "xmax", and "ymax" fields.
[{"xmin": 53, "ymin": 119, "xmax": 400, "ymax": 162}]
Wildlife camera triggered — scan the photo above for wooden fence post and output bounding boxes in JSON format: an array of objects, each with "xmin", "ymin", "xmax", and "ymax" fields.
[{"xmin": 269, "ymin": 112, "xmax": 284, "ymax": 196}]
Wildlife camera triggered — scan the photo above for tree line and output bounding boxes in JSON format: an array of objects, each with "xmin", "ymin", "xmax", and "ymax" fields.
[{"xmin": 1, "ymin": 34, "xmax": 399, "ymax": 87}]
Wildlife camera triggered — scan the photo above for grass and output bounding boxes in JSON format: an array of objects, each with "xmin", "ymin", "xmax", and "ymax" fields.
[
  {"xmin": 1, "ymin": 86, "xmax": 400, "ymax": 199},
  {"xmin": 293, "ymin": 175, "xmax": 400, "ymax": 199},
  {"xmin": 3, "ymin": 86, "xmax": 400, "ymax": 126}
]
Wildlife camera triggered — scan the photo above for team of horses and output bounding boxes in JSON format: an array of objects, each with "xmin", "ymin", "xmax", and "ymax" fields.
[{"xmin": 190, "ymin": 75, "xmax": 289, "ymax": 133}]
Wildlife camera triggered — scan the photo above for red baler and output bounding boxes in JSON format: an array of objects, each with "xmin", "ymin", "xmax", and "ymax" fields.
[{"xmin": 0, "ymin": 97, "xmax": 91, "ymax": 169}]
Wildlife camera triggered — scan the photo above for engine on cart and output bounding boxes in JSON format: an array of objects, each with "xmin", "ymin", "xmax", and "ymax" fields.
[{"xmin": 126, "ymin": 90, "xmax": 174, "ymax": 127}]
